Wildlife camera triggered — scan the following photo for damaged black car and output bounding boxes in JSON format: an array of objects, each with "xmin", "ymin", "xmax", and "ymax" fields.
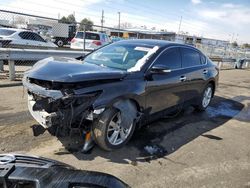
[{"xmin": 22, "ymin": 39, "xmax": 219, "ymax": 151}]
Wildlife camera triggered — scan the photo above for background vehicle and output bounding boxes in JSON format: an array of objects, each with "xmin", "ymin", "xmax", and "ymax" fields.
[
  {"xmin": 23, "ymin": 40, "xmax": 219, "ymax": 151},
  {"xmin": 234, "ymin": 58, "xmax": 250, "ymax": 69},
  {"xmin": 51, "ymin": 23, "xmax": 77, "ymax": 47},
  {"xmin": 110, "ymin": 36, "xmax": 124, "ymax": 43},
  {"xmin": 70, "ymin": 31, "xmax": 110, "ymax": 50},
  {"xmin": 0, "ymin": 154, "xmax": 128, "ymax": 188},
  {"xmin": 0, "ymin": 28, "xmax": 57, "ymax": 48}
]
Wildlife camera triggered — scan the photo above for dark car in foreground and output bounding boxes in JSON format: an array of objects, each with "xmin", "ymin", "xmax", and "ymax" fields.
[
  {"xmin": 0, "ymin": 154, "xmax": 128, "ymax": 188},
  {"xmin": 22, "ymin": 39, "xmax": 219, "ymax": 151}
]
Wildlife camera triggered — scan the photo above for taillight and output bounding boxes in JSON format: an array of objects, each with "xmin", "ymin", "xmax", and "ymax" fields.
[
  {"xmin": 92, "ymin": 41, "xmax": 102, "ymax": 46},
  {"xmin": 71, "ymin": 38, "xmax": 76, "ymax": 43}
]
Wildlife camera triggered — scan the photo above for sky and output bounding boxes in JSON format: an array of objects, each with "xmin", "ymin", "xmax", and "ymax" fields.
[{"xmin": 0, "ymin": 0, "xmax": 250, "ymax": 43}]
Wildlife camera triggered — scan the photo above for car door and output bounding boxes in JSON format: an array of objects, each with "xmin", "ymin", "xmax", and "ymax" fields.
[
  {"xmin": 32, "ymin": 33, "xmax": 49, "ymax": 47},
  {"xmin": 179, "ymin": 47, "xmax": 207, "ymax": 102},
  {"xmin": 18, "ymin": 32, "xmax": 42, "ymax": 47},
  {"xmin": 145, "ymin": 47, "xmax": 188, "ymax": 114}
]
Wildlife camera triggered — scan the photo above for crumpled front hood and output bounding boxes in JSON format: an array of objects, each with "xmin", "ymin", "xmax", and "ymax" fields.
[{"xmin": 25, "ymin": 57, "xmax": 127, "ymax": 83}]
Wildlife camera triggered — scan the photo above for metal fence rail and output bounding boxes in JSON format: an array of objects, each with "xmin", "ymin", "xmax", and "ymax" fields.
[{"xmin": 0, "ymin": 48, "xmax": 88, "ymax": 80}]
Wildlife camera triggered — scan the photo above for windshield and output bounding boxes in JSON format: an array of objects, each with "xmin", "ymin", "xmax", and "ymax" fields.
[
  {"xmin": 0, "ymin": 29, "xmax": 16, "ymax": 36},
  {"xmin": 75, "ymin": 32, "xmax": 100, "ymax": 40},
  {"xmin": 83, "ymin": 43, "xmax": 158, "ymax": 71}
]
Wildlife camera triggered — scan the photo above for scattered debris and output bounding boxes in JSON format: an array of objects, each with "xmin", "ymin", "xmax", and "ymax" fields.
[
  {"xmin": 144, "ymin": 145, "xmax": 165, "ymax": 156},
  {"xmin": 130, "ymin": 161, "xmax": 138, "ymax": 166}
]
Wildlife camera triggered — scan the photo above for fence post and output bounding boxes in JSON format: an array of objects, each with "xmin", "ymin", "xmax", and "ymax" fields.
[
  {"xmin": 8, "ymin": 60, "xmax": 15, "ymax": 81},
  {"xmin": 218, "ymin": 61, "xmax": 222, "ymax": 69},
  {"xmin": 0, "ymin": 60, "xmax": 3, "ymax": 71},
  {"xmin": 83, "ymin": 25, "xmax": 86, "ymax": 51}
]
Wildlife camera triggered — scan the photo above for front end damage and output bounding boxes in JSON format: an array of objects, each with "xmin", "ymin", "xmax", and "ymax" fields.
[{"xmin": 23, "ymin": 76, "xmax": 103, "ymax": 145}]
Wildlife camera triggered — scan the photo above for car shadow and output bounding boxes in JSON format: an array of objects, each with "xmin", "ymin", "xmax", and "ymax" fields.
[{"xmin": 56, "ymin": 95, "xmax": 248, "ymax": 164}]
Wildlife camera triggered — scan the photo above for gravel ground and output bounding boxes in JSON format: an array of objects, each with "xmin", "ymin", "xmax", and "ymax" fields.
[{"xmin": 0, "ymin": 69, "xmax": 250, "ymax": 188}]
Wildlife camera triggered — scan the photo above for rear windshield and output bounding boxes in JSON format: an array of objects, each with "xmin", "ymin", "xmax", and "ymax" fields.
[
  {"xmin": 75, "ymin": 32, "xmax": 100, "ymax": 40},
  {"xmin": 0, "ymin": 29, "xmax": 16, "ymax": 36}
]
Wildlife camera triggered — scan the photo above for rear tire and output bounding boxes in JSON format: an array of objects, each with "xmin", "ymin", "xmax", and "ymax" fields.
[
  {"xmin": 92, "ymin": 108, "xmax": 136, "ymax": 151},
  {"xmin": 56, "ymin": 40, "xmax": 64, "ymax": 47},
  {"xmin": 195, "ymin": 83, "xmax": 213, "ymax": 111}
]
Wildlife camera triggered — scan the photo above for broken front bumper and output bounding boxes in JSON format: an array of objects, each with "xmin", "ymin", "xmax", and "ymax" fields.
[
  {"xmin": 23, "ymin": 76, "xmax": 102, "ymax": 130},
  {"xmin": 23, "ymin": 76, "xmax": 64, "ymax": 129},
  {"xmin": 27, "ymin": 94, "xmax": 59, "ymax": 129}
]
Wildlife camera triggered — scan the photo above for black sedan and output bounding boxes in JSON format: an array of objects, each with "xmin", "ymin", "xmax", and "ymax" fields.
[{"xmin": 22, "ymin": 39, "xmax": 219, "ymax": 151}]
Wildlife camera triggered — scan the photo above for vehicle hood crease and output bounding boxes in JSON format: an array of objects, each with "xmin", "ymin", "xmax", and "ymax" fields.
[{"xmin": 26, "ymin": 57, "xmax": 127, "ymax": 83}]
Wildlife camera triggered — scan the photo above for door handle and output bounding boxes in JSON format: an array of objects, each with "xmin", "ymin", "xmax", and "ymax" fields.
[
  {"xmin": 203, "ymin": 70, "xmax": 208, "ymax": 74},
  {"xmin": 180, "ymin": 76, "xmax": 186, "ymax": 82}
]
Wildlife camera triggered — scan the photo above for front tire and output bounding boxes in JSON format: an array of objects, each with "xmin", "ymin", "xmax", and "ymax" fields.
[
  {"xmin": 195, "ymin": 83, "xmax": 213, "ymax": 111},
  {"xmin": 56, "ymin": 40, "xmax": 64, "ymax": 47},
  {"xmin": 92, "ymin": 108, "xmax": 136, "ymax": 151}
]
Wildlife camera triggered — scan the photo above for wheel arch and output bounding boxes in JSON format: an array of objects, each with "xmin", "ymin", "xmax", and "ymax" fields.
[{"xmin": 207, "ymin": 80, "xmax": 216, "ymax": 97}]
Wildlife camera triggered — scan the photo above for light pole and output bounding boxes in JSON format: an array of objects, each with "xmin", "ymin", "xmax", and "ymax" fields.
[
  {"xmin": 101, "ymin": 10, "xmax": 104, "ymax": 32},
  {"xmin": 118, "ymin": 12, "xmax": 121, "ymax": 37}
]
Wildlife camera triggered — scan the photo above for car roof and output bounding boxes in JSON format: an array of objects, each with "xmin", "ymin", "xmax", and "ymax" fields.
[
  {"xmin": 116, "ymin": 39, "xmax": 197, "ymax": 49},
  {"xmin": 0, "ymin": 27, "xmax": 35, "ymax": 33},
  {"xmin": 77, "ymin": 31, "xmax": 106, "ymax": 35}
]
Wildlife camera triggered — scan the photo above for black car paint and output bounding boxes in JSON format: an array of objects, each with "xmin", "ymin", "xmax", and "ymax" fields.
[
  {"xmin": 0, "ymin": 154, "xmax": 128, "ymax": 188},
  {"xmin": 22, "ymin": 39, "xmax": 218, "ymax": 133},
  {"xmin": 28, "ymin": 57, "xmax": 127, "ymax": 82}
]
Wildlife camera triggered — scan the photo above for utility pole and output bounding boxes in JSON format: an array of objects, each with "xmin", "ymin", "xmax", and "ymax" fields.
[
  {"xmin": 118, "ymin": 11, "xmax": 121, "ymax": 37},
  {"xmin": 101, "ymin": 10, "xmax": 104, "ymax": 32},
  {"xmin": 231, "ymin": 33, "xmax": 235, "ymax": 43},
  {"xmin": 178, "ymin": 16, "xmax": 182, "ymax": 34}
]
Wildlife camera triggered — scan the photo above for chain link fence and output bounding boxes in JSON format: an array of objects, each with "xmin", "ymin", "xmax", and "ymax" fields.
[{"xmin": 0, "ymin": 9, "xmax": 249, "ymax": 83}]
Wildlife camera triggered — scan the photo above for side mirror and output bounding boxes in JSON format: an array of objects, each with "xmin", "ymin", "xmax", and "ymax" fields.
[{"xmin": 150, "ymin": 64, "xmax": 171, "ymax": 74}]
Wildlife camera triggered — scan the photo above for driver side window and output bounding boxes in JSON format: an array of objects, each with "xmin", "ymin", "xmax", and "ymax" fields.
[{"xmin": 154, "ymin": 47, "xmax": 181, "ymax": 70}]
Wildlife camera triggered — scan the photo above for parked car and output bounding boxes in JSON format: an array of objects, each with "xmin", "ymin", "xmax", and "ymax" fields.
[
  {"xmin": 0, "ymin": 154, "xmax": 128, "ymax": 188},
  {"xmin": 234, "ymin": 58, "xmax": 249, "ymax": 69},
  {"xmin": 0, "ymin": 28, "xmax": 57, "ymax": 48},
  {"xmin": 23, "ymin": 39, "xmax": 219, "ymax": 151},
  {"xmin": 110, "ymin": 36, "xmax": 124, "ymax": 43},
  {"xmin": 70, "ymin": 31, "xmax": 110, "ymax": 50}
]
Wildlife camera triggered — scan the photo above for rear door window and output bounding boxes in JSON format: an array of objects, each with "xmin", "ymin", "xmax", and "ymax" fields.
[
  {"xmin": 75, "ymin": 32, "xmax": 100, "ymax": 40},
  {"xmin": 32, "ymin": 33, "xmax": 46, "ymax": 42},
  {"xmin": 153, "ymin": 47, "xmax": 181, "ymax": 69},
  {"xmin": 85, "ymin": 33, "xmax": 100, "ymax": 40},
  {"xmin": 75, "ymin": 32, "xmax": 84, "ymax": 39},
  {"xmin": 181, "ymin": 48, "xmax": 201, "ymax": 68},
  {"xmin": 19, "ymin": 32, "xmax": 31, "ymax": 40},
  {"xmin": 200, "ymin": 54, "xmax": 207, "ymax": 64}
]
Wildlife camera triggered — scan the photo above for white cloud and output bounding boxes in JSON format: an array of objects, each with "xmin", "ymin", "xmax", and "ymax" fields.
[
  {"xmin": 198, "ymin": 6, "xmax": 250, "ymax": 25},
  {"xmin": 196, "ymin": 4, "xmax": 250, "ymax": 43},
  {"xmin": 191, "ymin": 0, "xmax": 201, "ymax": 5},
  {"xmin": 199, "ymin": 10, "xmax": 227, "ymax": 19},
  {"xmin": 222, "ymin": 3, "xmax": 235, "ymax": 8}
]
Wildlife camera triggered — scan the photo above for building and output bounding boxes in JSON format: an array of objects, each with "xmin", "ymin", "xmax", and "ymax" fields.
[
  {"xmin": 108, "ymin": 28, "xmax": 176, "ymax": 41},
  {"xmin": 175, "ymin": 34, "xmax": 229, "ymax": 47}
]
